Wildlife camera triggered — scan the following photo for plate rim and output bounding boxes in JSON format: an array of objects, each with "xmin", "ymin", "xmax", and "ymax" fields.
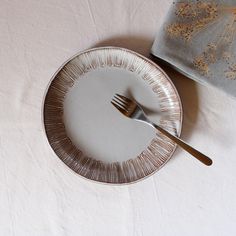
[{"xmin": 41, "ymin": 46, "xmax": 183, "ymax": 185}]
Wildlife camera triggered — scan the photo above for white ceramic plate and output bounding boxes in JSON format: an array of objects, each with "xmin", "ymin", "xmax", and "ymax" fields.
[{"xmin": 43, "ymin": 47, "xmax": 182, "ymax": 184}]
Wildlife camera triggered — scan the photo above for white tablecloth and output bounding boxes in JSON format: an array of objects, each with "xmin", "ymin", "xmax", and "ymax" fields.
[{"xmin": 1, "ymin": 0, "xmax": 236, "ymax": 235}]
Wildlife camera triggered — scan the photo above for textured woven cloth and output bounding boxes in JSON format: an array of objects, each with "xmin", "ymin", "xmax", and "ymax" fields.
[
  {"xmin": 1, "ymin": 0, "xmax": 236, "ymax": 235},
  {"xmin": 151, "ymin": 0, "xmax": 236, "ymax": 98}
]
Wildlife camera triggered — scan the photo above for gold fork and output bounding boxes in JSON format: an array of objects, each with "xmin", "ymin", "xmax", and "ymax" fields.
[{"xmin": 111, "ymin": 94, "xmax": 212, "ymax": 166}]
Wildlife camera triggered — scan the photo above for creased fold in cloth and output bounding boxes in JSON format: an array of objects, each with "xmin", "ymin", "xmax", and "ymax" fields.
[{"xmin": 151, "ymin": 0, "xmax": 236, "ymax": 98}]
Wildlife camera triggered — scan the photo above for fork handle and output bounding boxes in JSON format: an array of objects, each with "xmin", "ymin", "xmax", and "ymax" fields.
[{"xmin": 152, "ymin": 123, "xmax": 212, "ymax": 166}]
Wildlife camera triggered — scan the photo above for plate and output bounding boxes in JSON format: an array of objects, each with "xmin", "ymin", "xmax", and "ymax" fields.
[{"xmin": 43, "ymin": 47, "xmax": 182, "ymax": 184}]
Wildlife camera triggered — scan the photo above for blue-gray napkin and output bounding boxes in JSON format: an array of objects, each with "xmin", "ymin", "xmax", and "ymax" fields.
[{"xmin": 151, "ymin": 0, "xmax": 236, "ymax": 98}]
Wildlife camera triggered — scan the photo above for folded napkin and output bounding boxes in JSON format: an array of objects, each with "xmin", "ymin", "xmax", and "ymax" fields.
[{"xmin": 151, "ymin": 0, "xmax": 236, "ymax": 98}]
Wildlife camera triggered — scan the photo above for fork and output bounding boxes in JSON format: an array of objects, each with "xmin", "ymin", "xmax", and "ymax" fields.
[{"xmin": 111, "ymin": 94, "xmax": 212, "ymax": 166}]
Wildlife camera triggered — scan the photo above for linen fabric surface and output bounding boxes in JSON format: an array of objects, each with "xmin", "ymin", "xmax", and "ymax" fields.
[{"xmin": 1, "ymin": 0, "xmax": 236, "ymax": 235}]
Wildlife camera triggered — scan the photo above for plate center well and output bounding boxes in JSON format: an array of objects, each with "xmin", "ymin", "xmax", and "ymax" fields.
[{"xmin": 63, "ymin": 67, "xmax": 162, "ymax": 163}]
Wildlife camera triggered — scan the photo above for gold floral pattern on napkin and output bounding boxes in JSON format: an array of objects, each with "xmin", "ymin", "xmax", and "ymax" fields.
[{"xmin": 166, "ymin": 1, "xmax": 236, "ymax": 79}]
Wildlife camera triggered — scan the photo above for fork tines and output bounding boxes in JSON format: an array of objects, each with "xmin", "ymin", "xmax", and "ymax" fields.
[
  {"xmin": 111, "ymin": 93, "xmax": 137, "ymax": 117},
  {"xmin": 111, "ymin": 94, "xmax": 128, "ymax": 115}
]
